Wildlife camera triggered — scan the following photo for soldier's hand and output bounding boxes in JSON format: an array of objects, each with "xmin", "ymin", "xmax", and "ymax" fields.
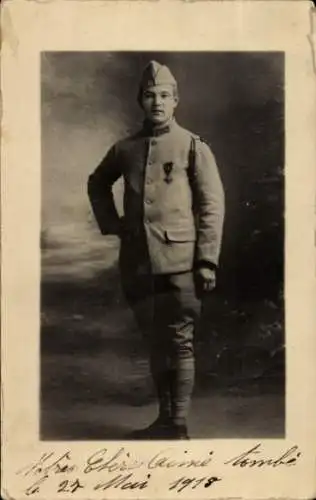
[{"xmin": 195, "ymin": 266, "xmax": 216, "ymax": 296}]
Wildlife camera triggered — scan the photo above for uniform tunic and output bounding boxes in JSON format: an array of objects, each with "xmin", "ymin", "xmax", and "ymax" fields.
[
  {"xmin": 88, "ymin": 120, "xmax": 224, "ymax": 271},
  {"xmin": 88, "ymin": 119, "xmax": 225, "ymax": 361}
]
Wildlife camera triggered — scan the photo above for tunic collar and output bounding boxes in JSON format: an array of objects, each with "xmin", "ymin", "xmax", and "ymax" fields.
[{"xmin": 141, "ymin": 118, "xmax": 176, "ymax": 137}]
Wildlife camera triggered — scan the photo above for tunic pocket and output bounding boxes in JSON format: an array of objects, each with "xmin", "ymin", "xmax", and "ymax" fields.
[{"xmin": 164, "ymin": 227, "xmax": 196, "ymax": 243}]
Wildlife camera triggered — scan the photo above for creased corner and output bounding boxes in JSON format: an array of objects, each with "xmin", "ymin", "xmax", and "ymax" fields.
[
  {"xmin": 1, "ymin": 488, "xmax": 15, "ymax": 500},
  {"xmin": 308, "ymin": 3, "xmax": 316, "ymax": 75},
  {"xmin": 0, "ymin": 3, "xmax": 19, "ymax": 56}
]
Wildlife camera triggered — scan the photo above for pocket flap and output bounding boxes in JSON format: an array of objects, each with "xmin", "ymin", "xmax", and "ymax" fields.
[{"xmin": 165, "ymin": 227, "xmax": 196, "ymax": 243}]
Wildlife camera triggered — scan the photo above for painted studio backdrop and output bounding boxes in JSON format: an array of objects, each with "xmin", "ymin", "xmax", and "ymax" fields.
[{"xmin": 41, "ymin": 52, "xmax": 285, "ymax": 440}]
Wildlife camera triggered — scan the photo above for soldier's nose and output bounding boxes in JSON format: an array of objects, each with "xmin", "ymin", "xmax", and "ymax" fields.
[{"xmin": 153, "ymin": 95, "xmax": 163, "ymax": 105}]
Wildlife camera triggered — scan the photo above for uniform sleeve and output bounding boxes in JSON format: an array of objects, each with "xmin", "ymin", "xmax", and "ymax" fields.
[
  {"xmin": 191, "ymin": 139, "xmax": 225, "ymax": 267},
  {"xmin": 87, "ymin": 144, "xmax": 122, "ymax": 235}
]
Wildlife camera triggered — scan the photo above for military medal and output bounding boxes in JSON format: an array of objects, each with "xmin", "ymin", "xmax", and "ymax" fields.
[{"xmin": 163, "ymin": 162, "xmax": 174, "ymax": 183}]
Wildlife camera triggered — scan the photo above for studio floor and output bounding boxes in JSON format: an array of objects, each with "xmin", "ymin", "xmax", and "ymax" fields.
[
  {"xmin": 41, "ymin": 334, "xmax": 285, "ymax": 440},
  {"xmin": 40, "ymin": 239, "xmax": 285, "ymax": 441}
]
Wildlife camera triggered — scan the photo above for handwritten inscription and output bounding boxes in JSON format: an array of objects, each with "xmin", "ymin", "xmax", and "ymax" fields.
[
  {"xmin": 148, "ymin": 449, "xmax": 214, "ymax": 469},
  {"xmin": 83, "ymin": 447, "xmax": 214, "ymax": 474},
  {"xmin": 224, "ymin": 444, "xmax": 301, "ymax": 468},
  {"xmin": 169, "ymin": 475, "xmax": 221, "ymax": 492},
  {"xmin": 93, "ymin": 473, "xmax": 151, "ymax": 491},
  {"xmin": 17, "ymin": 452, "xmax": 77, "ymax": 477},
  {"xmin": 16, "ymin": 444, "xmax": 301, "ymax": 496},
  {"xmin": 84, "ymin": 448, "xmax": 144, "ymax": 473},
  {"xmin": 57, "ymin": 479, "xmax": 85, "ymax": 494}
]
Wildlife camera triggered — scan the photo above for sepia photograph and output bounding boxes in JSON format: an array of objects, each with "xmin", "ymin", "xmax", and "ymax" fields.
[
  {"xmin": 2, "ymin": 2, "xmax": 316, "ymax": 498},
  {"xmin": 40, "ymin": 51, "xmax": 285, "ymax": 441}
]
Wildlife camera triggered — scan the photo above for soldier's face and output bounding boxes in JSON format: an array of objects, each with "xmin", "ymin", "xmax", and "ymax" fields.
[{"xmin": 141, "ymin": 85, "xmax": 178, "ymax": 125}]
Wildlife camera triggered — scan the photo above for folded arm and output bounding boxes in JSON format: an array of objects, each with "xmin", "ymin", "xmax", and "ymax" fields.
[{"xmin": 87, "ymin": 144, "xmax": 122, "ymax": 235}]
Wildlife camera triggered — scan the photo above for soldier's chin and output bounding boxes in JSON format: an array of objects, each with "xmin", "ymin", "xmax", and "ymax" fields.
[{"xmin": 149, "ymin": 113, "xmax": 166, "ymax": 124}]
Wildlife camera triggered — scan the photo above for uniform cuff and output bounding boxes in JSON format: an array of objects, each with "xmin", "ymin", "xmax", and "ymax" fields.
[{"xmin": 195, "ymin": 260, "xmax": 218, "ymax": 271}]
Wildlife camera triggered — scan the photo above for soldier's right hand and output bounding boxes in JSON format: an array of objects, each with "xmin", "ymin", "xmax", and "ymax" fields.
[{"xmin": 195, "ymin": 266, "xmax": 217, "ymax": 297}]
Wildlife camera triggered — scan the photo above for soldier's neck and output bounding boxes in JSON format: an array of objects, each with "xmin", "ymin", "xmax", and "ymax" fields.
[{"xmin": 143, "ymin": 117, "xmax": 176, "ymax": 137}]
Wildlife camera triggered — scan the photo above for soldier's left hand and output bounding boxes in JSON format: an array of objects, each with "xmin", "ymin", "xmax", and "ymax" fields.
[{"xmin": 195, "ymin": 267, "xmax": 216, "ymax": 295}]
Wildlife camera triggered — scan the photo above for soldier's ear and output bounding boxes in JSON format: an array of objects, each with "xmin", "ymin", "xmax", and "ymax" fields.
[{"xmin": 173, "ymin": 88, "xmax": 179, "ymax": 106}]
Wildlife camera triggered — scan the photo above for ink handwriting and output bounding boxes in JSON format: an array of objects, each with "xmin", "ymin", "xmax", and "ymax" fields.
[
  {"xmin": 169, "ymin": 475, "xmax": 222, "ymax": 493},
  {"xmin": 17, "ymin": 451, "xmax": 77, "ymax": 477},
  {"xmin": 15, "ymin": 443, "xmax": 302, "ymax": 496},
  {"xmin": 224, "ymin": 444, "xmax": 301, "ymax": 468}
]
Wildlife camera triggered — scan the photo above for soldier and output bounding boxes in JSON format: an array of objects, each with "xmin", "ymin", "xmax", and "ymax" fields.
[{"xmin": 88, "ymin": 60, "xmax": 225, "ymax": 440}]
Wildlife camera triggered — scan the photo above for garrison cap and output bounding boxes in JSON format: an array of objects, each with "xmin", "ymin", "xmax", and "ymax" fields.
[{"xmin": 140, "ymin": 60, "xmax": 177, "ymax": 90}]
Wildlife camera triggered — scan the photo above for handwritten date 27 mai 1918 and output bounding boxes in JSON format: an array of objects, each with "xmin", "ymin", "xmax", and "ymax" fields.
[{"xmin": 25, "ymin": 474, "xmax": 221, "ymax": 495}]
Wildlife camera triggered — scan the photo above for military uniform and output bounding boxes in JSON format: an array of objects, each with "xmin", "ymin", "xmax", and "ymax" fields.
[{"xmin": 88, "ymin": 61, "xmax": 225, "ymax": 439}]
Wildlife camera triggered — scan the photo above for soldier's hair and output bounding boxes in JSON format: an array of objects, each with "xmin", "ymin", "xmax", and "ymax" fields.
[{"xmin": 137, "ymin": 85, "xmax": 179, "ymax": 108}]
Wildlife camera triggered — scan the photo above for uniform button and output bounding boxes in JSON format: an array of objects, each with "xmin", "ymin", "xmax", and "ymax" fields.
[
  {"xmin": 145, "ymin": 199, "xmax": 152, "ymax": 204},
  {"xmin": 146, "ymin": 178, "xmax": 153, "ymax": 184},
  {"xmin": 151, "ymin": 139, "xmax": 157, "ymax": 146}
]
